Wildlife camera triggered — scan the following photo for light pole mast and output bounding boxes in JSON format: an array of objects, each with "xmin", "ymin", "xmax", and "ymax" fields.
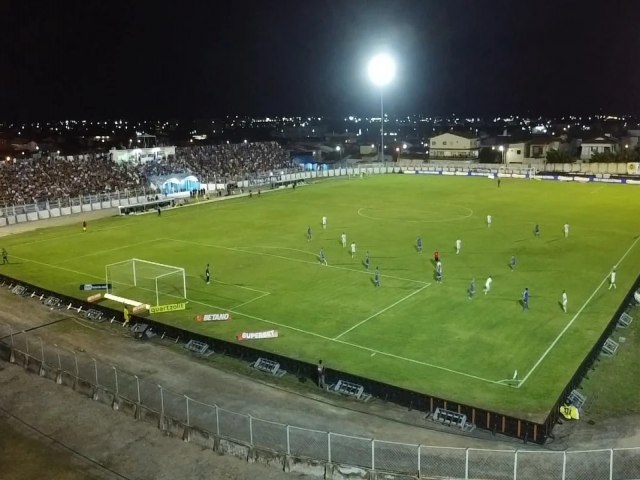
[
  {"xmin": 379, "ymin": 89, "xmax": 384, "ymax": 163},
  {"xmin": 368, "ymin": 53, "xmax": 395, "ymax": 165}
]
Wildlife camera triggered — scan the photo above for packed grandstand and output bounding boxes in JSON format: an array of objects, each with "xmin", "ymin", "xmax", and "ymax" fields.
[{"xmin": 0, "ymin": 142, "xmax": 296, "ymax": 205}]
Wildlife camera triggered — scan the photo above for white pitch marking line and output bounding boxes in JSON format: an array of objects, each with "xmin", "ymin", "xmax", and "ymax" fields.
[
  {"xmin": 232, "ymin": 245, "xmax": 430, "ymax": 285},
  {"xmin": 52, "ymin": 238, "xmax": 163, "ymax": 265},
  {"xmin": 175, "ymin": 293, "xmax": 502, "ymax": 385},
  {"xmin": 12, "ymin": 255, "xmax": 104, "ymax": 280},
  {"xmin": 211, "ymin": 279, "xmax": 271, "ymax": 295},
  {"xmin": 334, "ymin": 284, "xmax": 430, "ymax": 340},
  {"xmin": 333, "ymin": 337, "xmax": 504, "ymax": 385},
  {"xmin": 517, "ymin": 234, "xmax": 640, "ymax": 388},
  {"xmin": 167, "ymin": 238, "xmax": 429, "ymax": 286},
  {"xmin": 357, "ymin": 205, "xmax": 474, "ymax": 223},
  {"xmin": 230, "ymin": 292, "xmax": 271, "ymax": 309},
  {"xmin": 12, "ymin": 254, "xmax": 504, "ymax": 386},
  {"xmin": 184, "ymin": 275, "xmax": 271, "ymax": 296}
]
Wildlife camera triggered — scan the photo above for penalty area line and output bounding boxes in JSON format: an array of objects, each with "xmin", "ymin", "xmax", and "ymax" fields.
[
  {"xmin": 52, "ymin": 238, "xmax": 164, "ymax": 265},
  {"xmin": 186, "ymin": 294, "xmax": 503, "ymax": 386},
  {"xmin": 165, "ymin": 237, "xmax": 429, "ymax": 286},
  {"xmin": 334, "ymin": 283, "xmax": 430, "ymax": 340},
  {"xmin": 517, "ymin": 234, "xmax": 640, "ymax": 388},
  {"xmin": 333, "ymin": 338, "xmax": 505, "ymax": 386}
]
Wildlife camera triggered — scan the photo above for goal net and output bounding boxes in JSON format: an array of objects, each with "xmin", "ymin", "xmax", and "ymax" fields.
[{"xmin": 105, "ymin": 258, "xmax": 186, "ymax": 306}]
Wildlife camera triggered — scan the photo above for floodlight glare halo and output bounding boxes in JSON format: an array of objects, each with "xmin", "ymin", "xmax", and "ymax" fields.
[{"xmin": 368, "ymin": 54, "xmax": 396, "ymax": 87}]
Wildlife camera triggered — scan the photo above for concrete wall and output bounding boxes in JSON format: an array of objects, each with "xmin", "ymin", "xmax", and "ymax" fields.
[{"xmin": 544, "ymin": 162, "xmax": 632, "ymax": 176}]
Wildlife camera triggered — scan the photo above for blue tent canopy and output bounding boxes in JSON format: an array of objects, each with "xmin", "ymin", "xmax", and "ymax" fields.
[{"xmin": 150, "ymin": 174, "xmax": 200, "ymax": 195}]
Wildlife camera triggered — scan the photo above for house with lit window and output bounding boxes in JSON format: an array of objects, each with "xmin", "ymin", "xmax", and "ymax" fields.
[
  {"xmin": 527, "ymin": 136, "xmax": 563, "ymax": 159},
  {"xmin": 579, "ymin": 136, "xmax": 619, "ymax": 160},
  {"xmin": 429, "ymin": 132, "xmax": 480, "ymax": 159}
]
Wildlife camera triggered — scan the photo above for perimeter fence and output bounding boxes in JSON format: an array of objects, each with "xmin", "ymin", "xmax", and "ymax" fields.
[{"xmin": 1, "ymin": 321, "xmax": 640, "ymax": 479}]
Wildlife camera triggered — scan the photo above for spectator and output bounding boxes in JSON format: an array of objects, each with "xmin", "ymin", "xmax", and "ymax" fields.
[{"xmin": 0, "ymin": 142, "xmax": 298, "ymax": 206}]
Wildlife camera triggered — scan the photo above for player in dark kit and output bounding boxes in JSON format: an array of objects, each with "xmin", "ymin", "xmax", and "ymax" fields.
[
  {"xmin": 205, "ymin": 264, "xmax": 211, "ymax": 285},
  {"xmin": 1, "ymin": 248, "xmax": 8, "ymax": 264},
  {"xmin": 82, "ymin": 220, "xmax": 87, "ymax": 232},
  {"xmin": 433, "ymin": 250, "xmax": 440, "ymax": 262}
]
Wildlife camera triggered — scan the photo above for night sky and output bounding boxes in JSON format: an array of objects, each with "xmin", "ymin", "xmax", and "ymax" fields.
[{"xmin": 1, "ymin": 0, "xmax": 639, "ymax": 119}]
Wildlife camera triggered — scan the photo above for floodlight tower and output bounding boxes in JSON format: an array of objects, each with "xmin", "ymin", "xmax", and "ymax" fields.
[{"xmin": 368, "ymin": 54, "xmax": 396, "ymax": 163}]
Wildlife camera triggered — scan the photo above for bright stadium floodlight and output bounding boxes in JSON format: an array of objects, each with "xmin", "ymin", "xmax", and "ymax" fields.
[
  {"xmin": 368, "ymin": 53, "xmax": 396, "ymax": 163},
  {"xmin": 368, "ymin": 53, "xmax": 396, "ymax": 87}
]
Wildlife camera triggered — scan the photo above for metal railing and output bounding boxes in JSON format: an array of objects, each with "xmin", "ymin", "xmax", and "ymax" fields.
[{"xmin": 1, "ymin": 322, "xmax": 639, "ymax": 479}]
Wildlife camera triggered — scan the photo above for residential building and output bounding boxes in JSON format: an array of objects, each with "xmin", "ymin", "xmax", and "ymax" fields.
[
  {"xmin": 505, "ymin": 142, "xmax": 526, "ymax": 164},
  {"xmin": 429, "ymin": 132, "xmax": 480, "ymax": 159},
  {"xmin": 527, "ymin": 136, "xmax": 563, "ymax": 159},
  {"xmin": 579, "ymin": 136, "xmax": 619, "ymax": 160}
]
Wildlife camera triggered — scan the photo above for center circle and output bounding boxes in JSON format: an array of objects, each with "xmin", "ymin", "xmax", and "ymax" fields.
[{"xmin": 357, "ymin": 204, "xmax": 473, "ymax": 223}]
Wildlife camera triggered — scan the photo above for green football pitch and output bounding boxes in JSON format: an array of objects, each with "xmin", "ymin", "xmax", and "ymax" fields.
[{"xmin": 2, "ymin": 174, "xmax": 639, "ymax": 421}]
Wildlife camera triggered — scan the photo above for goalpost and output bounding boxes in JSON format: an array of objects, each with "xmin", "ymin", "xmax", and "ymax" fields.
[{"xmin": 105, "ymin": 258, "xmax": 187, "ymax": 306}]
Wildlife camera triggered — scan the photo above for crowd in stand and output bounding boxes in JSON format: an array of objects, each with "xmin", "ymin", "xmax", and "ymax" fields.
[
  {"xmin": 0, "ymin": 153, "xmax": 140, "ymax": 205},
  {"xmin": 171, "ymin": 142, "xmax": 295, "ymax": 180},
  {"xmin": 0, "ymin": 142, "xmax": 296, "ymax": 205}
]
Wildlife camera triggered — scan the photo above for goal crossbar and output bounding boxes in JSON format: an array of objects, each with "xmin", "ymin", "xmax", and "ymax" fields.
[
  {"xmin": 105, "ymin": 258, "xmax": 187, "ymax": 306},
  {"xmin": 131, "ymin": 258, "xmax": 184, "ymax": 272}
]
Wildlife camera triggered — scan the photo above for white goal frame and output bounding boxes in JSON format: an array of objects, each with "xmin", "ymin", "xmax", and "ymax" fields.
[{"xmin": 105, "ymin": 258, "xmax": 187, "ymax": 306}]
